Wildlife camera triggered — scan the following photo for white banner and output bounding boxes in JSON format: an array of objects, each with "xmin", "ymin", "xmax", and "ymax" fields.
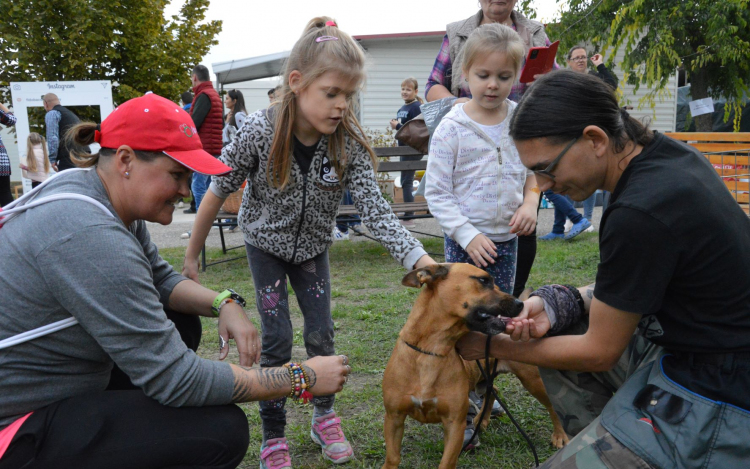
[{"xmin": 9, "ymin": 81, "xmax": 114, "ymax": 193}]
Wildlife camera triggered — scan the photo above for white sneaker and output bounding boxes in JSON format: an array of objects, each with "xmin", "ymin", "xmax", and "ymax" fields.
[
  {"xmin": 177, "ymin": 200, "xmax": 185, "ymax": 209},
  {"xmin": 584, "ymin": 225, "xmax": 594, "ymax": 233},
  {"xmin": 180, "ymin": 231, "xmax": 191, "ymax": 239},
  {"xmin": 333, "ymin": 227, "xmax": 349, "ymax": 241},
  {"xmin": 564, "ymin": 220, "xmax": 573, "ymax": 233}
]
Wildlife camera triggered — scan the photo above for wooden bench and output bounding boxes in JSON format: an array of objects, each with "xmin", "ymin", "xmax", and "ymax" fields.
[{"xmin": 665, "ymin": 132, "xmax": 750, "ymax": 214}]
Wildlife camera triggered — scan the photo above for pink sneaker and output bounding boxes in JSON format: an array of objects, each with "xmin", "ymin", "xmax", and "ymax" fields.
[
  {"xmin": 260, "ymin": 438, "xmax": 291, "ymax": 469},
  {"xmin": 310, "ymin": 412, "xmax": 354, "ymax": 464}
]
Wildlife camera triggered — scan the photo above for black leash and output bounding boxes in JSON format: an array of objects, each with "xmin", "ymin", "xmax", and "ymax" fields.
[{"xmin": 460, "ymin": 334, "xmax": 540, "ymax": 467}]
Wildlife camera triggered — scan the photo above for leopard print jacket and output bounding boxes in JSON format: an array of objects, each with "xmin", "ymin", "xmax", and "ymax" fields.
[{"xmin": 210, "ymin": 109, "xmax": 427, "ymax": 268}]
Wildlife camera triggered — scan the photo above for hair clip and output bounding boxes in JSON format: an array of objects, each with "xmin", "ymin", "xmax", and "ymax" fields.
[
  {"xmin": 316, "ymin": 36, "xmax": 339, "ymax": 43},
  {"xmin": 325, "ymin": 21, "xmax": 337, "ymax": 27}
]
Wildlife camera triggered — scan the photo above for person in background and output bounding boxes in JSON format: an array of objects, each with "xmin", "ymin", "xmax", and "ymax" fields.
[
  {"xmin": 425, "ymin": 0, "xmax": 558, "ymax": 300},
  {"xmin": 180, "ymin": 90, "xmax": 196, "ymax": 211},
  {"xmin": 268, "ymin": 88, "xmax": 276, "ymax": 103},
  {"xmin": 221, "ymin": 89, "xmax": 248, "ymax": 233},
  {"xmin": 20, "ymin": 132, "xmax": 51, "ymax": 188},
  {"xmin": 0, "ymin": 102, "xmax": 15, "ymax": 206},
  {"xmin": 42, "ymin": 93, "xmax": 90, "ymax": 172},
  {"xmin": 181, "ymin": 91, "xmax": 194, "ymax": 113},
  {"xmin": 181, "ymin": 64, "xmax": 224, "ymax": 239},
  {"xmin": 425, "ymin": 23, "xmax": 538, "ymax": 449},
  {"xmin": 389, "ymin": 77, "xmax": 423, "ymax": 228}
]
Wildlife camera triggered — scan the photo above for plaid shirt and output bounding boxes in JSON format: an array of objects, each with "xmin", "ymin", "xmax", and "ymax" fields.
[
  {"xmin": 425, "ymin": 28, "xmax": 558, "ymax": 102},
  {"xmin": 0, "ymin": 109, "xmax": 16, "ymax": 177}
]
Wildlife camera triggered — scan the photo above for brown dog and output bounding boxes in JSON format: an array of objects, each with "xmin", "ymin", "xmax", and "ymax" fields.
[{"xmin": 381, "ymin": 263, "xmax": 568, "ymax": 469}]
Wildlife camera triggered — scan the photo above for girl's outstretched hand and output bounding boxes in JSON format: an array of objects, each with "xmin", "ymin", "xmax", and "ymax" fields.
[
  {"xmin": 182, "ymin": 255, "xmax": 200, "ymax": 283},
  {"xmin": 302, "ymin": 355, "xmax": 351, "ymax": 396},
  {"xmin": 466, "ymin": 233, "xmax": 498, "ymax": 267}
]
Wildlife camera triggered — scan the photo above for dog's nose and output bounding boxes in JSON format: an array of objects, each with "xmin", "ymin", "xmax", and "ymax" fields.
[{"xmin": 512, "ymin": 299, "xmax": 524, "ymax": 315}]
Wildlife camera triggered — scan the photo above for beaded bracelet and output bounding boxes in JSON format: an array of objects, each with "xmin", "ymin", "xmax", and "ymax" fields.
[{"xmin": 285, "ymin": 362, "xmax": 313, "ymax": 403}]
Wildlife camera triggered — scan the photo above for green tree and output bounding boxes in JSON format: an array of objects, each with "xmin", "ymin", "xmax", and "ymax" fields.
[
  {"xmin": 1, "ymin": 0, "xmax": 221, "ymax": 106},
  {"xmin": 544, "ymin": 0, "xmax": 750, "ymax": 131}
]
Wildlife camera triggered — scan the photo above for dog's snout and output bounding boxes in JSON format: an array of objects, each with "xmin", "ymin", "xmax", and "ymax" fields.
[{"xmin": 512, "ymin": 299, "xmax": 524, "ymax": 316}]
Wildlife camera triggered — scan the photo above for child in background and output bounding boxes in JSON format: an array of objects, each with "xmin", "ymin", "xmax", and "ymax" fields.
[
  {"xmin": 21, "ymin": 132, "xmax": 51, "ymax": 188},
  {"xmin": 183, "ymin": 17, "xmax": 435, "ymax": 469},
  {"xmin": 390, "ymin": 77, "xmax": 423, "ymax": 228},
  {"xmin": 427, "ymin": 23, "xmax": 537, "ymax": 290},
  {"xmin": 425, "ymin": 23, "xmax": 539, "ymax": 448}
]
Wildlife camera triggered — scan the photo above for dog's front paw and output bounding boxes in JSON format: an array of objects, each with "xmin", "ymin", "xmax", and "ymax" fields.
[{"xmin": 551, "ymin": 429, "xmax": 570, "ymax": 449}]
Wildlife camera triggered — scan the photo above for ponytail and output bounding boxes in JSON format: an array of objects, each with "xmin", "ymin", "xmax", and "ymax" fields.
[
  {"xmin": 510, "ymin": 70, "xmax": 653, "ymax": 153},
  {"xmin": 66, "ymin": 122, "xmax": 105, "ymax": 167},
  {"xmin": 66, "ymin": 121, "xmax": 163, "ymax": 168}
]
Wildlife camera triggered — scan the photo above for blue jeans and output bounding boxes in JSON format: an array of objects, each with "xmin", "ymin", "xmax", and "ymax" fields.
[
  {"xmin": 545, "ymin": 191, "xmax": 583, "ymax": 235},
  {"xmin": 582, "ymin": 192, "xmax": 596, "ymax": 221},
  {"xmin": 400, "ymin": 154, "xmax": 422, "ymax": 216},
  {"xmin": 335, "ymin": 190, "xmax": 360, "ymax": 233},
  {"xmin": 191, "ymin": 173, "xmax": 212, "ymax": 210}
]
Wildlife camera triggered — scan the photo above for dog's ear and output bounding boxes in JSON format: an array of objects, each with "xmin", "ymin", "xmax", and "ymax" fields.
[{"xmin": 402, "ymin": 264, "xmax": 451, "ymax": 288}]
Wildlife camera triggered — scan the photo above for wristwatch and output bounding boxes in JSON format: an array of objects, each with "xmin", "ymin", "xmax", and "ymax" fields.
[{"xmin": 211, "ymin": 289, "xmax": 247, "ymax": 317}]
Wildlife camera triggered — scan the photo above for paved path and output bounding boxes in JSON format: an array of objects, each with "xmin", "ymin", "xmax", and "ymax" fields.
[{"xmin": 147, "ymin": 205, "xmax": 603, "ymax": 251}]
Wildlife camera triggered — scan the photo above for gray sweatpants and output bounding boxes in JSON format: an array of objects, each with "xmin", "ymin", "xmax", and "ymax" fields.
[{"xmin": 246, "ymin": 243, "xmax": 336, "ymax": 443}]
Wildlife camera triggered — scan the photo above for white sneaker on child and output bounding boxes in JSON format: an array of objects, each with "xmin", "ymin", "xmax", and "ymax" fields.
[
  {"xmin": 333, "ymin": 227, "xmax": 349, "ymax": 241},
  {"xmin": 564, "ymin": 219, "xmax": 573, "ymax": 233}
]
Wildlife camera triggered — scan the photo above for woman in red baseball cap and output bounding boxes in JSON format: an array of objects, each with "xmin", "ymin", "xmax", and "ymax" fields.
[{"xmin": 0, "ymin": 93, "xmax": 350, "ymax": 469}]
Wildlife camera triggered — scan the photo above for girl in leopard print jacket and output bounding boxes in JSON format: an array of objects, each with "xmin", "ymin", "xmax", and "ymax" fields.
[{"xmin": 184, "ymin": 17, "xmax": 435, "ymax": 468}]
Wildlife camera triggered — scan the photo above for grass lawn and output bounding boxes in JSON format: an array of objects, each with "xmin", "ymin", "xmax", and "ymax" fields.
[{"xmin": 159, "ymin": 233, "xmax": 599, "ymax": 469}]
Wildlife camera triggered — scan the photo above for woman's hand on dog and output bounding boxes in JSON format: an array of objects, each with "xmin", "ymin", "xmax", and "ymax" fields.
[
  {"xmin": 504, "ymin": 297, "xmax": 551, "ymax": 340},
  {"xmin": 302, "ymin": 355, "xmax": 351, "ymax": 396}
]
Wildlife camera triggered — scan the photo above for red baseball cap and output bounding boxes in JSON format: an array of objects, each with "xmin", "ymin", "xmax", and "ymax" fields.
[{"xmin": 94, "ymin": 93, "xmax": 232, "ymax": 176}]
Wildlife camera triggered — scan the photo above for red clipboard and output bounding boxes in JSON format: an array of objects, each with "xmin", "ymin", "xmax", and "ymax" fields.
[{"xmin": 519, "ymin": 41, "xmax": 559, "ymax": 83}]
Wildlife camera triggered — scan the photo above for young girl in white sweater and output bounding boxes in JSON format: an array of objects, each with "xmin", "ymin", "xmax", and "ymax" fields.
[
  {"xmin": 426, "ymin": 23, "xmax": 539, "ymax": 294},
  {"xmin": 21, "ymin": 133, "xmax": 51, "ymax": 188}
]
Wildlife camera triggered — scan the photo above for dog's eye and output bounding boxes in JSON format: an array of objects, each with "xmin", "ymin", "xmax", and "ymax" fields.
[{"xmin": 477, "ymin": 277, "xmax": 490, "ymax": 286}]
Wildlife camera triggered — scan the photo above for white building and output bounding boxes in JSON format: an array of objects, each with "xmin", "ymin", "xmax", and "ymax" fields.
[{"xmin": 211, "ymin": 30, "xmax": 678, "ymax": 137}]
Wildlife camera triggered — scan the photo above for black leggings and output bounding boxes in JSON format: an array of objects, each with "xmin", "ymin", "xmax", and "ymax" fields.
[
  {"xmin": 0, "ymin": 176, "xmax": 12, "ymax": 207},
  {"xmin": 512, "ymin": 196, "xmax": 541, "ymax": 298},
  {"xmin": 0, "ymin": 310, "xmax": 250, "ymax": 469}
]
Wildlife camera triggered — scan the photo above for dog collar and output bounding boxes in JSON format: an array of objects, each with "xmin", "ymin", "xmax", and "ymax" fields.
[{"xmin": 401, "ymin": 338, "xmax": 446, "ymax": 358}]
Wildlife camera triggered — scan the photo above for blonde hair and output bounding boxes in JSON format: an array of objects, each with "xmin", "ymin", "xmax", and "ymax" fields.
[
  {"xmin": 462, "ymin": 23, "xmax": 525, "ymax": 78},
  {"xmin": 268, "ymin": 16, "xmax": 377, "ymax": 189},
  {"xmin": 26, "ymin": 133, "xmax": 51, "ymax": 173},
  {"xmin": 401, "ymin": 77, "xmax": 424, "ymax": 104}
]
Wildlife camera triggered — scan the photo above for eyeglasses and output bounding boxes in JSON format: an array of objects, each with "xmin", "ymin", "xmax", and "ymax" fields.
[
  {"xmin": 532, "ymin": 137, "xmax": 579, "ymax": 181},
  {"xmin": 569, "ymin": 56, "xmax": 588, "ymax": 62}
]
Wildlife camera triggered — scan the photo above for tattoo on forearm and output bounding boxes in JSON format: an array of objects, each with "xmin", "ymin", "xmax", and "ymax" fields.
[
  {"xmin": 586, "ymin": 288, "xmax": 593, "ymax": 299},
  {"xmin": 230, "ymin": 366, "xmax": 290, "ymax": 402}
]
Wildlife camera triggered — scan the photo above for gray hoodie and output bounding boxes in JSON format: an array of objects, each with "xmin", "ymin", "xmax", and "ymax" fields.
[{"xmin": 0, "ymin": 169, "xmax": 234, "ymax": 428}]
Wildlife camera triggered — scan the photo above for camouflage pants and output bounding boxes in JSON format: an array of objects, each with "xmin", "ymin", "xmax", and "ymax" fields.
[{"xmin": 538, "ymin": 321, "xmax": 662, "ymax": 468}]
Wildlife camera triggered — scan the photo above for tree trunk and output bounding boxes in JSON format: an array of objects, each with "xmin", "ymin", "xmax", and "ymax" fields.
[{"xmin": 690, "ymin": 67, "xmax": 713, "ymax": 132}]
